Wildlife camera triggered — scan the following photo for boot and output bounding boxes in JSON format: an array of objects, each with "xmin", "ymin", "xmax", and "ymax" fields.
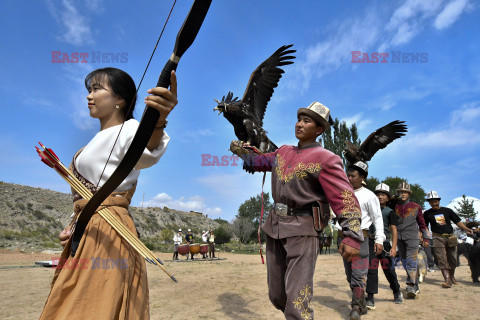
[
  {"xmin": 350, "ymin": 287, "xmax": 367, "ymax": 319},
  {"xmin": 441, "ymin": 269, "xmax": 452, "ymax": 288},
  {"xmin": 365, "ymin": 293, "xmax": 375, "ymax": 310},
  {"xmin": 350, "ymin": 306, "xmax": 361, "ymax": 320},
  {"xmin": 450, "ymin": 268, "xmax": 458, "ymax": 284}
]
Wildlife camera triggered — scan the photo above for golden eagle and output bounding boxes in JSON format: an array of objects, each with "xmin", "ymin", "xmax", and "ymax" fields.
[
  {"xmin": 214, "ymin": 45, "xmax": 296, "ymax": 156},
  {"xmin": 343, "ymin": 120, "xmax": 407, "ymax": 164}
]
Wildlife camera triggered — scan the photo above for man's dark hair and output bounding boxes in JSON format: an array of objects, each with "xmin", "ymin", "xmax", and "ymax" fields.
[{"xmin": 347, "ymin": 166, "xmax": 367, "ymax": 179}]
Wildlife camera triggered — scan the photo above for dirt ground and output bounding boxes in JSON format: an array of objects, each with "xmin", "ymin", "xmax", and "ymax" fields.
[{"xmin": 0, "ymin": 249, "xmax": 479, "ymax": 320}]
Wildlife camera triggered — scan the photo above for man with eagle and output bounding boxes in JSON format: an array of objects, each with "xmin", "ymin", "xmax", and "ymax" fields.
[{"xmin": 221, "ymin": 44, "xmax": 409, "ymax": 320}]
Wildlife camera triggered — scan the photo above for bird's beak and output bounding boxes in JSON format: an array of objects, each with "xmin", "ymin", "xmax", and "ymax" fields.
[{"xmin": 213, "ymin": 106, "xmax": 223, "ymax": 115}]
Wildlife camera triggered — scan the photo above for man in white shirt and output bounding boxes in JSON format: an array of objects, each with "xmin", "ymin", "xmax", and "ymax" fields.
[
  {"xmin": 342, "ymin": 161, "xmax": 385, "ymax": 320},
  {"xmin": 202, "ymin": 230, "xmax": 209, "ymax": 258},
  {"xmin": 173, "ymin": 229, "xmax": 182, "ymax": 260}
]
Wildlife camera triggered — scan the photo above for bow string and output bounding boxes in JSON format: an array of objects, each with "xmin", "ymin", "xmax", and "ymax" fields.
[{"xmin": 71, "ymin": 0, "xmax": 213, "ymax": 256}]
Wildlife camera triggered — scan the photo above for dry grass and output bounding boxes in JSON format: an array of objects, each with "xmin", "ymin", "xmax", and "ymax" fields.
[{"xmin": 0, "ymin": 250, "xmax": 479, "ymax": 319}]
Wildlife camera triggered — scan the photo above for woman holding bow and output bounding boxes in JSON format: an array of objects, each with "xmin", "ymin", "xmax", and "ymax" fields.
[{"xmin": 40, "ymin": 67, "xmax": 178, "ymax": 320}]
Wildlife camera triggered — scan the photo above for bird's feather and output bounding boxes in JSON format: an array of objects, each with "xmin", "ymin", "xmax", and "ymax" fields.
[
  {"xmin": 358, "ymin": 120, "xmax": 407, "ymax": 161},
  {"xmin": 241, "ymin": 44, "xmax": 296, "ymax": 127}
]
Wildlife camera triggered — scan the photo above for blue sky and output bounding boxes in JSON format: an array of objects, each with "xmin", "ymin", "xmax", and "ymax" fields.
[{"xmin": 1, "ymin": 0, "xmax": 479, "ymax": 221}]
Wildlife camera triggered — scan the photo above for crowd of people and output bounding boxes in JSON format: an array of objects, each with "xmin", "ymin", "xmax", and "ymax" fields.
[
  {"xmin": 333, "ymin": 161, "xmax": 476, "ymax": 319},
  {"xmin": 230, "ymin": 102, "xmax": 479, "ymax": 320}
]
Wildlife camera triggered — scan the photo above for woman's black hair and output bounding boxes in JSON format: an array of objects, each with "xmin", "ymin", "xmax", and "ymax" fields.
[{"xmin": 85, "ymin": 67, "xmax": 137, "ymax": 120}]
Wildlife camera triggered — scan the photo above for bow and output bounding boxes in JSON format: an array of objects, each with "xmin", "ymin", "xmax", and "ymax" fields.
[{"xmin": 70, "ymin": 0, "xmax": 212, "ymax": 256}]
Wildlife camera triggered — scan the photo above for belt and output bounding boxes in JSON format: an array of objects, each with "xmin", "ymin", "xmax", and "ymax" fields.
[
  {"xmin": 274, "ymin": 203, "xmax": 312, "ymax": 217},
  {"xmin": 432, "ymin": 232, "xmax": 453, "ymax": 238},
  {"xmin": 338, "ymin": 229, "xmax": 368, "ymax": 238}
]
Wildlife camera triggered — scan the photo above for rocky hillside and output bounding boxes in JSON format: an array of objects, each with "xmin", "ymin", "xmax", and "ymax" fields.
[{"xmin": 0, "ymin": 182, "xmax": 219, "ymax": 251}]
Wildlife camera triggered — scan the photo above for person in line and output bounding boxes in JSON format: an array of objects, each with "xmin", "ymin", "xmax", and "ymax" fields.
[
  {"xmin": 394, "ymin": 182, "xmax": 429, "ymax": 299},
  {"xmin": 366, "ymin": 183, "xmax": 403, "ymax": 306},
  {"xmin": 230, "ymin": 102, "xmax": 363, "ymax": 320},
  {"xmin": 424, "ymin": 191, "xmax": 473, "ymax": 287},
  {"xmin": 342, "ymin": 162, "xmax": 385, "ymax": 318}
]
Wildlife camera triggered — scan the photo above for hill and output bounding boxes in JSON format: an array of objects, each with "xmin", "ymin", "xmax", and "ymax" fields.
[{"xmin": 0, "ymin": 182, "xmax": 219, "ymax": 251}]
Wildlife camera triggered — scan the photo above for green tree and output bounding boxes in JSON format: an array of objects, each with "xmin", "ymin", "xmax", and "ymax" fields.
[
  {"xmin": 365, "ymin": 176, "xmax": 380, "ymax": 192},
  {"xmin": 232, "ymin": 217, "xmax": 255, "ymax": 247},
  {"xmin": 321, "ymin": 118, "xmax": 361, "ymax": 167},
  {"xmin": 382, "ymin": 176, "xmax": 426, "ymax": 207},
  {"xmin": 214, "ymin": 217, "xmax": 229, "ymax": 225},
  {"xmin": 214, "ymin": 223, "xmax": 233, "ymax": 244},
  {"xmin": 236, "ymin": 193, "xmax": 273, "ymax": 241},
  {"xmin": 160, "ymin": 229, "xmax": 174, "ymax": 243},
  {"xmin": 454, "ymin": 195, "xmax": 478, "ymax": 221}
]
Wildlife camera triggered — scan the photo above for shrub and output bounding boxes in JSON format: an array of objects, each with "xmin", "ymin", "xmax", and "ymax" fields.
[
  {"xmin": 15, "ymin": 202, "xmax": 25, "ymax": 210},
  {"xmin": 33, "ymin": 210, "xmax": 49, "ymax": 220}
]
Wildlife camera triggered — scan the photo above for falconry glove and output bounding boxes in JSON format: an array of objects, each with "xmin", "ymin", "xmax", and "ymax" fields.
[{"xmin": 229, "ymin": 140, "xmax": 263, "ymax": 156}]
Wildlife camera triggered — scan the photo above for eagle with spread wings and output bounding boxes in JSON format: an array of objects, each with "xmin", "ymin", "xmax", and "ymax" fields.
[
  {"xmin": 214, "ymin": 45, "xmax": 295, "ymax": 158},
  {"xmin": 343, "ymin": 120, "xmax": 407, "ymax": 164}
]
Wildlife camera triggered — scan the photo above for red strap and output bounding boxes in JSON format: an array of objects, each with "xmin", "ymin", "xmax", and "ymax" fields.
[{"xmin": 258, "ymin": 172, "xmax": 266, "ymax": 264}]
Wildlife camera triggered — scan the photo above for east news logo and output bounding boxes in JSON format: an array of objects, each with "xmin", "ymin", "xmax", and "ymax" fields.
[
  {"xmin": 351, "ymin": 51, "xmax": 428, "ymax": 63},
  {"xmin": 51, "ymin": 51, "xmax": 128, "ymax": 63}
]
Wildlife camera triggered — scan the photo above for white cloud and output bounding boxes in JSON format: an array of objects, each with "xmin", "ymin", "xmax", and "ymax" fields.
[
  {"xmin": 372, "ymin": 85, "xmax": 433, "ymax": 112},
  {"xmin": 289, "ymin": 0, "xmax": 473, "ymax": 91},
  {"xmin": 45, "ymin": 0, "xmax": 103, "ymax": 46},
  {"xmin": 84, "ymin": 0, "xmax": 104, "ymax": 12},
  {"xmin": 143, "ymin": 192, "xmax": 223, "ymax": 216},
  {"xmin": 403, "ymin": 127, "xmax": 480, "ymax": 147},
  {"xmin": 397, "ymin": 101, "xmax": 480, "ymax": 149},
  {"xmin": 293, "ymin": 9, "xmax": 381, "ymax": 91},
  {"xmin": 341, "ymin": 112, "xmax": 372, "ymax": 130},
  {"xmin": 381, "ymin": 0, "xmax": 444, "ymax": 50},
  {"xmin": 450, "ymin": 102, "xmax": 480, "ymax": 125},
  {"xmin": 23, "ymin": 97, "xmax": 56, "ymax": 110},
  {"xmin": 380, "ymin": 99, "xmax": 396, "ymax": 111},
  {"xmin": 182, "ymin": 128, "xmax": 215, "ymax": 141},
  {"xmin": 434, "ymin": 0, "xmax": 471, "ymax": 30}
]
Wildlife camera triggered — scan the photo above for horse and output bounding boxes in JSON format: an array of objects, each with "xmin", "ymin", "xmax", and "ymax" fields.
[
  {"xmin": 318, "ymin": 236, "xmax": 326, "ymax": 254},
  {"xmin": 467, "ymin": 233, "xmax": 480, "ymax": 282},
  {"xmin": 323, "ymin": 236, "xmax": 333, "ymax": 254}
]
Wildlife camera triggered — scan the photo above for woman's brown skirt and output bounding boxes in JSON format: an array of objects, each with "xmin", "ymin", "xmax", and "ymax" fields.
[{"xmin": 39, "ymin": 194, "xmax": 149, "ymax": 320}]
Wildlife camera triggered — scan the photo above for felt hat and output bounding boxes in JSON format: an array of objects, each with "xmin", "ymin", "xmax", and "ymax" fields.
[
  {"xmin": 375, "ymin": 183, "xmax": 391, "ymax": 197},
  {"xmin": 396, "ymin": 182, "xmax": 411, "ymax": 193},
  {"xmin": 426, "ymin": 191, "xmax": 441, "ymax": 201},
  {"xmin": 348, "ymin": 161, "xmax": 368, "ymax": 178},
  {"xmin": 297, "ymin": 102, "xmax": 332, "ymax": 130}
]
